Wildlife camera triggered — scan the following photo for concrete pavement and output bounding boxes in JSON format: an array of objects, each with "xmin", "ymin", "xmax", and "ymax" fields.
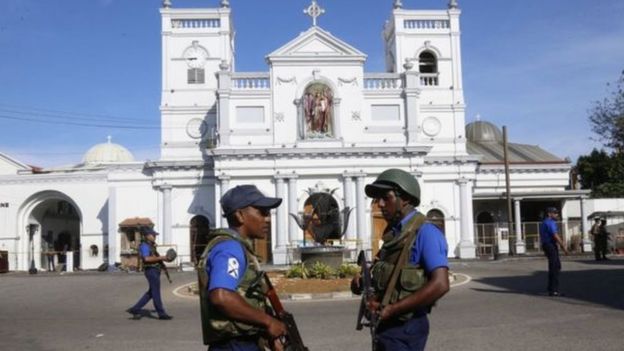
[{"xmin": 0, "ymin": 256, "xmax": 622, "ymax": 350}]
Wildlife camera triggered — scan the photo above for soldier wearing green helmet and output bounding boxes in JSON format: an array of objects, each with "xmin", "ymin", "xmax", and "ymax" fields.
[{"xmin": 352, "ymin": 168, "xmax": 449, "ymax": 351}]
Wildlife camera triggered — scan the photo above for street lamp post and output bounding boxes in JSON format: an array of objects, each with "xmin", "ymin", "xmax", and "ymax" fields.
[{"xmin": 27, "ymin": 224, "xmax": 38, "ymax": 274}]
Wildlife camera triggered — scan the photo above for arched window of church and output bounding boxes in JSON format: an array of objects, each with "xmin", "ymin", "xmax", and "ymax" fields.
[
  {"xmin": 301, "ymin": 83, "xmax": 334, "ymax": 139},
  {"xmin": 418, "ymin": 51, "xmax": 437, "ymax": 74}
]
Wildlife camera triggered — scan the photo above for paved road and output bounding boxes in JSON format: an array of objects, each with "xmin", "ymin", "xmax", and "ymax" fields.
[{"xmin": 1, "ymin": 257, "xmax": 623, "ymax": 350}]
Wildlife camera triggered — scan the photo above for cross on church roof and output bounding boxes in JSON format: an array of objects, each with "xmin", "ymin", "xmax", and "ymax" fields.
[{"xmin": 304, "ymin": 0, "xmax": 325, "ymax": 27}]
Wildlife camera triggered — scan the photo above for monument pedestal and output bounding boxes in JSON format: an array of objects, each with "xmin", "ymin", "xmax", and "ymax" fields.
[{"xmin": 300, "ymin": 246, "xmax": 345, "ymax": 268}]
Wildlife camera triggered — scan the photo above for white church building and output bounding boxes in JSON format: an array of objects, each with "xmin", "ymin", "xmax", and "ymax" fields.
[{"xmin": 0, "ymin": 0, "xmax": 594, "ymax": 272}]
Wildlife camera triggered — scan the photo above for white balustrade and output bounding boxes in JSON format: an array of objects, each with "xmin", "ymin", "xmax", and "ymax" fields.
[
  {"xmin": 364, "ymin": 74, "xmax": 403, "ymax": 90},
  {"xmin": 171, "ymin": 18, "xmax": 221, "ymax": 29},
  {"xmin": 232, "ymin": 73, "xmax": 270, "ymax": 90},
  {"xmin": 420, "ymin": 73, "xmax": 439, "ymax": 86},
  {"xmin": 404, "ymin": 20, "xmax": 449, "ymax": 29}
]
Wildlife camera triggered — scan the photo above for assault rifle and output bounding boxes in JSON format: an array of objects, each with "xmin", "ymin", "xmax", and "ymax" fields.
[
  {"xmin": 154, "ymin": 248, "xmax": 172, "ymax": 284},
  {"xmin": 355, "ymin": 250, "xmax": 378, "ymax": 351},
  {"xmin": 262, "ymin": 273, "xmax": 309, "ymax": 351}
]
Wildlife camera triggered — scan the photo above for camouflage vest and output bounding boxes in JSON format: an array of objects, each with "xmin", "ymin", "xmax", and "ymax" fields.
[
  {"xmin": 140, "ymin": 242, "xmax": 160, "ymax": 269},
  {"xmin": 197, "ymin": 228, "xmax": 268, "ymax": 345},
  {"xmin": 371, "ymin": 213, "xmax": 428, "ymax": 320}
]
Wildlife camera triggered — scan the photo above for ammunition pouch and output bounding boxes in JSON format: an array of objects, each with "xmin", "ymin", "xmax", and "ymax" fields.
[{"xmin": 198, "ymin": 229, "xmax": 268, "ymax": 345}]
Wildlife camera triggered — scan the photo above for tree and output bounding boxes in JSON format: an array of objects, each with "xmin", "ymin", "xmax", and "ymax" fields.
[
  {"xmin": 588, "ymin": 70, "xmax": 624, "ymax": 153},
  {"xmin": 576, "ymin": 149, "xmax": 624, "ymax": 197}
]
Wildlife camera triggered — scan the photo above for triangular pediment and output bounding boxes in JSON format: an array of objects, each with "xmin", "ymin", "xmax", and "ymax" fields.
[
  {"xmin": 0, "ymin": 151, "xmax": 30, "ymax": 175},
  {"xmin": 267, "ymin": 26, "xmax": 366, "ymax": 62}
]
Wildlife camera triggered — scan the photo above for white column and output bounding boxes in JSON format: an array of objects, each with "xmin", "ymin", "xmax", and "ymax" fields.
[
  {"xmin": 218, "ymin": 176, "xmax": 230, "ymax": 227},
  {"xmin": 273, "ymin": 177, "xmax": 288, "ymax": 265},
  {"xmin": 275, "ymin": 177, "xmax": 287, "ymax": 248},
  {"xmin": 514, "ymin": 198, "xmax": 526, "ymax": 254},
  {"xmin": 287, "ymin": 176, "xmax": 299, "ymax": 244},
  {"xmin": 162, "ymin": 185, "xmax": 172, "ymax": 245},
  {"xmin": 458, "ymin": 178, "xmax": 476, "ymax": 259},
  {"xmin": 107, "ymin": 187, "xmax": 118, "ymax": 267},
  {"xmin": 355, "ymin": 175, "xmax": 368, "ymax": 251},
  {"xmin": 156, "ymin": 189, "xmax": 163, "ymax": 234},
  {"xmin": 580, "ymin": 197, "xmax": 592, "ymax": 252},
  {"xmin": 65, "ymin": 252, "xmax": 74, "ymax": 273},
  {"xmin": 404, "ymin": 71, "xmax": 421, "ymax": 145},
  {"xmin": 217, "ymin": 68, "xmax": 232, "ymax": 145},
  {"xmin": 343, "ymin": 174, "xmax": 356, "ymax": 243},
  {"xmin": 333, "ymin": 98, "xmax": 342, "ymax": 139}
]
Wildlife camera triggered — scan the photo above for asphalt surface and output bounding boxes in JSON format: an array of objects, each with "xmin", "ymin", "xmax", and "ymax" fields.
[{"xmin": 0, "ymin": 256, "xmax": 623, "ymax": 351}]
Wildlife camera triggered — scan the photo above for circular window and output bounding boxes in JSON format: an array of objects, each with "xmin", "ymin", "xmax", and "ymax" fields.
[
  {"xmin": 422, "ymin": 117, "xmax": 441, "ymax": 137},
  {"xmin": 186, "ymin": 118, "xmax": 207, "ymax": 139}
]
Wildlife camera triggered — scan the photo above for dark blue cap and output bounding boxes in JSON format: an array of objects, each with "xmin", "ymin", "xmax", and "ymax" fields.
[
  {"xmin": 140, "ymin": 227, "xmax": 159, "ymax": 236},
  {"xmin": 220, "ymin": 185, "xmax": 282, "ymax": 216},
  {"xmin": 546, "ymin": 207, "xmax": 558, "ymax": 214}
]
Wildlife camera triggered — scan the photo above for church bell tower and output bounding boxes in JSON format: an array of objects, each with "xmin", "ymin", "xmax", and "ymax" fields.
[{"xmin": 159, "ymin": 0, "xmax": 235, "ymax": 160}]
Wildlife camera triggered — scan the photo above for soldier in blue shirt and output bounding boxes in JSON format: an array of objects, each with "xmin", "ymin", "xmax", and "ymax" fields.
[
  {"xmin": 352, "ymin": 169, "xmax": 450, "ymax": 351},
  {"xmin": 127, "ymin": 227, "xmax": 173, "ymax": 320},
  {"xmin": 198, "ymin": 185, "xmax": 287, "ymax": 351},
  {"xmin": 539, "ymin": 207, "xmax": 569, "ymax": 296}
]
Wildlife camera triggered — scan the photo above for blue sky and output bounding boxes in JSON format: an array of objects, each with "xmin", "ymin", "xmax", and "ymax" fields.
[{"xmin": 1, "ymin": 0, "xmax": 623, "ymax": 167}]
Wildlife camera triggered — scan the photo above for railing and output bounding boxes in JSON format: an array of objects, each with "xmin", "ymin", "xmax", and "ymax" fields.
[
  {"xmin": 171, "ymin": 18, "xmax": 221, "ymax": 29},
  {"xmin": 232, "ymin": 73, "xmax": 270, "ymax": 90},
  {"xmin": 475, "ymin": 220, "xmax": 585, "ymax": 258},
  {"xmin": 420, "ymin": 73, "xmax": 439, "ymax": 86},
  {"xmin": 404, "ymin": 20, "xmax": 449, "ymax": 29},
  {"xmin": 364, "ymin": 73, "xmax": 403, "ymax": 90}
]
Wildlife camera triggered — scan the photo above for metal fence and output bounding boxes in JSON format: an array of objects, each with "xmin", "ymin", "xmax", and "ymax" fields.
[{"xmin": 475, "ymin": 220, "xmax": 584, "ymax": 258}]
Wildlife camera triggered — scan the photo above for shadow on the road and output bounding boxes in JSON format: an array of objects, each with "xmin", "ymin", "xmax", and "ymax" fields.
[
  {"xmin": 472, "ymin": 260, "xmax": 624, "ymax": 310},
  {"xmin": 127, "ymin": 309, "xmax": 161, "ymax": 320},
  {"xmin": 573, "ymin": 258, "xmax": 624, "ymax": 267}
]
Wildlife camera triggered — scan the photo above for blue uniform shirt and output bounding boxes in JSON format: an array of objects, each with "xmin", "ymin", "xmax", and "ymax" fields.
[
  {"xmin": 138, "ymin": 242, "xmax": 151, "ymax": 258},
  {"xmin": 205, "ymin": 234, "xmax": 247, "ymax": 292},
  {"xmin": 393, "ymin": 210, "xmax": 448, "ymax": 273},
  {"xmin": 540, "ymin": 217, "xmax": 558, "ymax": 245}
]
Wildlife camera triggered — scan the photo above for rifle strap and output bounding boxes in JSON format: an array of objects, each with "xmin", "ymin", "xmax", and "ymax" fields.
[{"xmin": 380, "ymin": 213, "xmax": 426, "ymax": 307}]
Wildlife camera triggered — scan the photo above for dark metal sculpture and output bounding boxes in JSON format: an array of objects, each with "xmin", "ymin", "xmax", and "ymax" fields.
[{"xmin": 289, "ymin": 189, "xmax": 353, "ymax": 245}]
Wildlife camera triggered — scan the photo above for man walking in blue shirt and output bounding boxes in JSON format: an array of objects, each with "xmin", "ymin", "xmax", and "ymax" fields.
[
  {"xmin": 539, "ymin": 207, "xmax": 569, "ymax": 297},
  {"xmin": 127, "ymin": 227, "xmax": 174, "ymax": 320}
]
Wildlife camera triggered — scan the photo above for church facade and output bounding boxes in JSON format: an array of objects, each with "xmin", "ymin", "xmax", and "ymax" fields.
[
  {"xmin": 156, "ymin": 0, "xmax": 478, "ymax": 265},
  {"xmin": 0, "ymin": 1, "xmax": 591, "ymax": 271}
]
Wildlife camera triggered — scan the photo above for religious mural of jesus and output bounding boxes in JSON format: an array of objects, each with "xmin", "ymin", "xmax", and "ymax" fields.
[{"xmin": 303, "ymin": 83, "xmax": 333, "ymax": 138}]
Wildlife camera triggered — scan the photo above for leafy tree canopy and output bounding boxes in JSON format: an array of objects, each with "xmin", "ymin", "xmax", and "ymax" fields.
[
  {"xmin": 576, "ymin": 149, "xmax": 624, "ymax": 197},
  {"xmin": 576, "ymin": 71, "xmax": 624, "ymax": 197},
  {"xmin": 588, "ymin": 70, "xmax": 624, "ymax": 153}
]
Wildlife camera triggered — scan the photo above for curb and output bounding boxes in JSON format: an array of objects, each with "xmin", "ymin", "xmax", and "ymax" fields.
[
  {"xmin": 277, "ymin": 272, "xmax": 469, "ymax": 301},
  {"xmin": 281, "ymin": 291, "xmax": 356, "ymax": 301}
]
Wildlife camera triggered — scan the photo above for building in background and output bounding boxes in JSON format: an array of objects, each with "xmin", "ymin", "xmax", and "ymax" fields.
[{"xmin": 0, "ymin": 1, "xmax": 599, "ymax": 271}]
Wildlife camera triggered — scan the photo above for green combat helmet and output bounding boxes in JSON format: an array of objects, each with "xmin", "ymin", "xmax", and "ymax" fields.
[{"xmin": 365, "ymin": 168, "xmax": 421, "ymax": 206}]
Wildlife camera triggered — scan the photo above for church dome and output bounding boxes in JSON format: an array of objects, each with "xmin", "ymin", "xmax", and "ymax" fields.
[
  {"xmin": 82, "ymin": 137, "xmax": 134, "ymax": 164},
  {"xmin": 465, "ymin": 120, "xmax": 503, "ymax": 143}
]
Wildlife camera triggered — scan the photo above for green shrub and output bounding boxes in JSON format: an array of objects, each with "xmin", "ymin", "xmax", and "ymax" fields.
[
  {"xmin": 286, "ymin": 262, "xmax": 308, "ymax": 279},
  {"xmin": 337, "ymin": 263, "xmax": 360, "ymax": 278},
  {"xmin": 307, "ymin": 261, "xmax": 336, "ymax": 279}
]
